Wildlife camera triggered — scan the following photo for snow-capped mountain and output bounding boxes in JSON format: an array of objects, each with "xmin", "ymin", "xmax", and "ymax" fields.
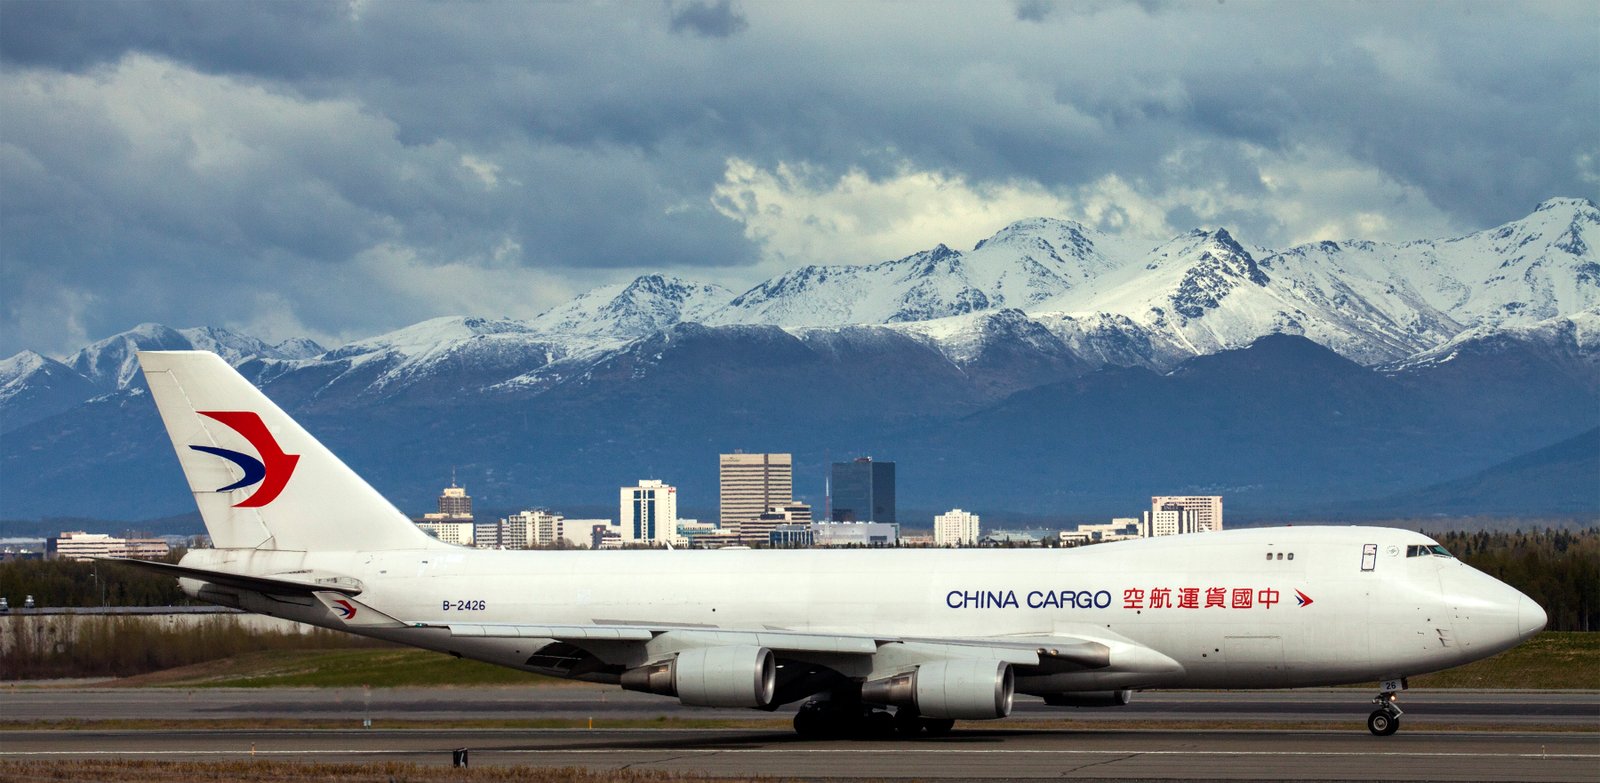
[
  {"xmin": 530, "ymin": 274, "xmax": 735, "ymax": 345},
  {"xmin": 308, "ymin": 316, "xmax": 555, "ymax": 400},
  {"xmin": 1384, "ymin": 307, "xmax": 1600, "ymax": 380},
  {"xmin": 4, "ymin": 199, "xmax": 1598, "ymax": 524},
  {"xmin": 0, "ymin": 350, "xmax": 102, "ymax": 433},
  {"xmin": 4, "ymin": 198, "xmax": 1595, "ymax": 423},
  {"xmin": 0, "ymin": 324, "xmax": 326, "ymax": 432},
  {"xmin": 1407, "ymin": 196, "xmax": 1599, "ymax": 325},
  {"xmin": 707, "ymin": 218, "xmax": 1137, "ymax": 328},
  {"xmin": 64, "ymin": 323, "xmax": 326, "ymax": 390}
]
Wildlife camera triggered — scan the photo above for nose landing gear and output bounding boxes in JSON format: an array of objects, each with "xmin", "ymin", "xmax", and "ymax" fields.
[{"xmin": 1367, "ymin": 691, "xmax": 1403, "ymax": 736}]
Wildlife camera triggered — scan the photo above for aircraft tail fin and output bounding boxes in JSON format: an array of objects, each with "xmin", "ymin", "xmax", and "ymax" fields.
[{"xmin": 138, "ymin": 351, "xmax": 446, "ymax": 552}]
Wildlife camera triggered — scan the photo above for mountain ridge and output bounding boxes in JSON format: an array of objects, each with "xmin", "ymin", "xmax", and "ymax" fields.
[{"xmin": 3, "ymin": 199, "xmax": 1596, "ymax": 522}]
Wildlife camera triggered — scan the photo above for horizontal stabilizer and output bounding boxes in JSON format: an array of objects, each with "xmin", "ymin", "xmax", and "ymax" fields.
[
  {"xmin": 314, "ymin": 591, "xmax": 404, "ymax": 628},
  {"xmin": 102, "ymin": 557, "xmax": 363, "ymax": 596}
]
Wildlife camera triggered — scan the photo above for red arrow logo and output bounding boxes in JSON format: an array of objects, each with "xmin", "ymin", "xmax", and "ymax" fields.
[{"xmin": 1295, "ymin": 590, "xmax": 1314, "ymax": 607}]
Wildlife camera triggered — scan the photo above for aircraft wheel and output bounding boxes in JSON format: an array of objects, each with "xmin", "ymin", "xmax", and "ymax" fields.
[
  {"xmin": 894, "ymin": 708, "xmax": 925, "ymax": 736},
  {"xmin": 1367, "ymin": 709, "xmax": 1400, "ymax": 736},
  {"xmin": 793, "ymin": 704, "xmax": 826, "ymax": 737},
  {"xmin": 864, "ymin": 709, "xmax": 898, "ymax": 739}
]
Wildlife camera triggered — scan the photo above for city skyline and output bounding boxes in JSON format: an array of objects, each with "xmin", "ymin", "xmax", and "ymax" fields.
[{"xmin": 405, "ymin": 471, "xmax": 1224, "ymax": 550}]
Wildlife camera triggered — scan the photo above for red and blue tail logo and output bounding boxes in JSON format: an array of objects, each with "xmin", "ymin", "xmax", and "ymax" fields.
[{"xmin": 189, "ymin": 411, "xmax": 300, "ymax": 508}]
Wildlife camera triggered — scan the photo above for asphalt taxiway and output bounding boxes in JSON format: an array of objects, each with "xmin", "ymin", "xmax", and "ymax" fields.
[
  {"xmin": 1, "ymin": 688, "xmax": 1596, "ymax": 781},
  {"xmin": 1, "ymin": 727, "xmax": 1597, "ymax": 781},
  {"xmin": 2, "ymin": 685, "xmax": 1595, "ymax": 729}
]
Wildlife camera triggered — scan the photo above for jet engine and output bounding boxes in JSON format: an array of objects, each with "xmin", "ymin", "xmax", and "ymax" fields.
[
  {"xmin": 1042, "ymin": 689, "xmax": 1132, "ymax": 707},
  {"xmin": 860, "ymin": 659, "xmax": 1015, "ymax": 719},
  {"xmin": 621, "ymin": 646, "xmax": 777, "ymax": 708}
]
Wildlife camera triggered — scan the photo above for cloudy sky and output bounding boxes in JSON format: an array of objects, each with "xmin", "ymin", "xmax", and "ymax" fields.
[{"xmin": 2, "ymin": 0, "xmax": 1596, "ymax": 357}]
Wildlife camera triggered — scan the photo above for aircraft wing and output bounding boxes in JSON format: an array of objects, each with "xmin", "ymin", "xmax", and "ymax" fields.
[{"xmin": 427, "ymin": 621, "xmax": 1126, "ymax": 674}]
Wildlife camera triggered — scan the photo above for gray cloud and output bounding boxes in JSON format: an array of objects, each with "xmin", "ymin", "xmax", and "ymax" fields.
[
  {"xmin": 669, "ymin": 0, "xmax": 750, "ymax": 38},
  {"xmin": 1, "ymin": 1, "xmax": 1595, "ymax": 356}
]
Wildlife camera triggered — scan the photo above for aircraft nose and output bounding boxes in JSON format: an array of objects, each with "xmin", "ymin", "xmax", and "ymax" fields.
[{"xmin": 1518, "ymin": 594, "xmax": 1547, "ymax": 640}]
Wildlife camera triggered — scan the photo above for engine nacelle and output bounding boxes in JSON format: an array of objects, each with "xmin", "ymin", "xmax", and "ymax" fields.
[
  {"xmin": 860, "ymin": 659, "xmax": 1014, "ymax": 719},
  {"xmin": 1042, "ymin": 689, "xmax": 1132, "ymax": 708},
  {"xmin": 621, "ymin": 646, "xmax": 776, "ymax": 708}
]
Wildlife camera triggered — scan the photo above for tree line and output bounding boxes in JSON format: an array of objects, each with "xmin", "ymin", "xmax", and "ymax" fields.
[
  {"xmin": 0, "ymin": 551, "xmax": 191, "ymax": 608},
  {"xmin": 1429, "ymin": 528, "xmax": 1599, "ymax": 632}
]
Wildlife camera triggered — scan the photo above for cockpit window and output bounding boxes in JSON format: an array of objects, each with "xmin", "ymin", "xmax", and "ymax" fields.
[{"xmin": 1406, "ymin": 544, "xmax": 1454, "ymax": 558}]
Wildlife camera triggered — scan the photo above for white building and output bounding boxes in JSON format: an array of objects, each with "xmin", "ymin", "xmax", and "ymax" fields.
[
  {"xmin": 474, "ymin": 510, "xmax": 577, "ymax": 549},
  {"xmin": 811, "ymin": 521, "xmax": 899, "ymax": 547},
  {"xmin": 740, "ymin": 503, "xmax": 813, "ymax": 545},
  {"xmin": 46, "ymin": 531, "xmax": 170, "ymax": 562},
  {"xmin": 1150, "ymin": 496, "xmax": 1223, "ymax": 533},
  {"xmin": 562, "ymin": 519, "xmax": 616, "ymax": 549},
  {"xmin": 1142, "ymin": 506, "xmax": 1187, "ymax": 537},
  {"xmin": 677, "ymin": 519, "xmax": 721, "ymax": 544},
  {"xmin": 1060, "ymin": 518, "xmax": 1146, "ymax": 546},
  {"xmin": 415, "ymin": 516, "xmax": 475, "ymax": 546},
  {"xmin": 933, "ymin": 509, "xmax": 980, "ymax": 546},
  {"xmin": 621, "ymin": 480, "xmax": 678, "ymax": 545},
  {"xmin": 474, "ymin": 516, "xmax": 528, "ymax": 549}
]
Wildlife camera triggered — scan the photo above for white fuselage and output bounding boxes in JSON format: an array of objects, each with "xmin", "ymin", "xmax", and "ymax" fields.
[{"xmin": 181, "ymin": 525, "xmax": 1542, "ymax": 694}]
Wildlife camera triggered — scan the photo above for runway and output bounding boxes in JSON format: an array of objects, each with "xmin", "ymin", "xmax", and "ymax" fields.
[
  {"xmin": 1, "ymin": 727, "xmax": 1597, "ymax": 781},
  {"xmin": 2, "ymin": 686, "xmax": 1595, "ymax": 729},
  {"xmin": 1, "ymin": 688, "xmax": 1596, "ymax": 781}
]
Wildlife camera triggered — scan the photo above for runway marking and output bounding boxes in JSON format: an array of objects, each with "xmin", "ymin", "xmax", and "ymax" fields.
[{"xmin": 1, "ymin": 749, "xmax": 1595, "ymax": 760}]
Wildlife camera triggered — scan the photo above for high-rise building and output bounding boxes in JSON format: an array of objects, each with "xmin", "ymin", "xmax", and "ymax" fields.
[
  {"xmin": 830, "ymin": 457, "xmax": 895, "ymax": 523},
  {"xmin": 1143, "ymin": 505, "xmax": 1184, "ymax": 537},
  {"xmin": 934, "ymin": 508, "xmax": 980, "ymax": 546},
  {"xmin": 719, "ymin": 453, "xmax": 793, "ymax": 534},
  {"xmin": 439, "ymin": 482, "xmax": 473, "ymax": 520},
  {"xmin": 1150, "ymin": 496, "xmax": 1222, "ymax": 533},
  {"xmin": 1142, "ymin": 501, "xmax": 1222, "ymax": 537},
  {"xmin": 621, "ymin": 480, "xmax": 678, "ymax": 545}
]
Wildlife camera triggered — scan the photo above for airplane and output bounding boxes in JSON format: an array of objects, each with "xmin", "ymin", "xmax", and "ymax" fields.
[{"xmin": 111, "ymin": 350, "xmax": 1547, "ymax": 738}]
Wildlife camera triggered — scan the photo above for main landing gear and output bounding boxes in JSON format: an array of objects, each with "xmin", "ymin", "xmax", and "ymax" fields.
[
  {"xmin": 1367, "ymin": 691, "xmax": 1403, "ymax": 736},
  {"xmin": 792, "ymin": 700, "xmax": 954, "ymax": 739}
]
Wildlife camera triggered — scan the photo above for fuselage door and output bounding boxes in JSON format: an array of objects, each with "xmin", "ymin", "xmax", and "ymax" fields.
[{"xmin": 1360, "ymin": 543, "xmax": 1378, "ymax": 572}]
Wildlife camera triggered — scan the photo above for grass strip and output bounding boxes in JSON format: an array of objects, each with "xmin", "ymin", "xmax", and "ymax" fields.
[
  {"xmin": 1404, "ymin": 632, "xmax": 1600, "ymax": 689},
  {"xmin": 103, "ymin": 649, "xmax": 570, "ymax": 689}
]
